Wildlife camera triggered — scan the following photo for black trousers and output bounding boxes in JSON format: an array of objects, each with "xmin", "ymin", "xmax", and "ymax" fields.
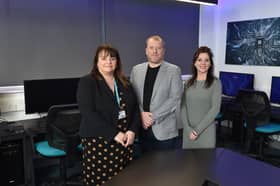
[{"xmin": 139, "ymin": 127, "xmax": 182, "ymax": 153}]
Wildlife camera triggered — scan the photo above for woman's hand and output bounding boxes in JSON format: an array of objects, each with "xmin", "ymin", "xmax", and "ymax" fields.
[
  {"xmin": 114, "ymin": 132, "xmax": 127, "ymax": 146},
  {"xmin": 124, "ymin": 130, "xmax": 135, "ymax": 147},
  {"xmin": 189, "ymin": 130, "xmax": 198, "ymax": 141}
]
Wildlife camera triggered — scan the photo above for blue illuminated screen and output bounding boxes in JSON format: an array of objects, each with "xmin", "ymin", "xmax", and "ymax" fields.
[
  {"xmin": 270, "ymin": 76, "xmax": 280, "ymax": 104},
  {"xmin": 220, "ymin": 71, "xmax": 254, "ymax": 97}
]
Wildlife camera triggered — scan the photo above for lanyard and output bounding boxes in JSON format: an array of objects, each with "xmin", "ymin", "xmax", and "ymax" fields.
[{"xmin": 114, "ymin": 79, "xmax": 121, "ymax": 107}]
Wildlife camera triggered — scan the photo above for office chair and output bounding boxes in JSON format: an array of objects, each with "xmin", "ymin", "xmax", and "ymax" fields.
[
  {"xmin": 35, "ymin": 104, "xmax": 82, "ymax": 186},
  {"xmin": 237, "ymin": 89, "xmax": 280, "ymax": 159}
]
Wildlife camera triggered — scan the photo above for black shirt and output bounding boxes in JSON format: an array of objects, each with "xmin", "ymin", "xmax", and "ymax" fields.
[{"xmin": 143, "ymin": 65, "xmax": 160, "ymax": 112}]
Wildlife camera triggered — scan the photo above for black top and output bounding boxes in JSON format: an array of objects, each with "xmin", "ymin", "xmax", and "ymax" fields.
[
  {"xmin": 77, "ymin": 74, "xmax": 141, "ymax": 139},
  {"xmin": 143, "ymin": 65, "xmax": 160, "ymax": 112}
]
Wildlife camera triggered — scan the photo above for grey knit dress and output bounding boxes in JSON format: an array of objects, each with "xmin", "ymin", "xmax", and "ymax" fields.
[{"xmin": 181, "ymin": 79, "xmax": 222, "ymax": 149}]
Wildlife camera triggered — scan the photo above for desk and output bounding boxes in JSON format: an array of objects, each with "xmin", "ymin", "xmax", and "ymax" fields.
[
  {"xmin": 105, "ymin": 148, "xmax": 280, "ymax": 186},
  {"xmin": 0, "ymin": 120, "xmax": 46, "ymax": 186},
  {"xmin": 221, "ymin": 97, "xmax": 243, "ymax": 141},
  {"xmin": 0, "ymin": 123, "xmax": 34, "ymax": 186},
  {"xmin": 213, "ymin": 149, "xmax": 280, "ymax": 186}
]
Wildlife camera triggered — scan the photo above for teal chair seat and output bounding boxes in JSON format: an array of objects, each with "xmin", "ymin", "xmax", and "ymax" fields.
[
  {"xmin": 36, "ymin": 141, "xmax": 82, "ymax": 157},
  {"xmin": 244, "ymin": 122, "xmax": 280, "ymax": 134},
  {"xmin": 35, "ymin": 141, "xmax": 66, "ymax": 157},
  {"xmin": 255, "ymin": 123, "xmax": 280, "ymax": 134},
  {"xmin": 238, "ymin": 89, "xmax": 280, "ymax": 158},
  {"xmin": 34, "ymin": 104, "xmax": 82, "ymax": 185}
]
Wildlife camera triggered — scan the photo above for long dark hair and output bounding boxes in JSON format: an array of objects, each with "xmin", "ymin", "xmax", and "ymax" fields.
[
  {"xmin": 186, "ymin": 46, "xmax": 215, "ymax": 89},
  {"xmin": 91, "ymin": 44, "xmax": 129, "ymax": 88}
]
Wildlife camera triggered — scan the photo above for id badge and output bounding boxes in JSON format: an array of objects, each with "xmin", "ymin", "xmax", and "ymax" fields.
[{"xmin": 118, "ymin": 110, "xmax": 126, "ymax": 120}]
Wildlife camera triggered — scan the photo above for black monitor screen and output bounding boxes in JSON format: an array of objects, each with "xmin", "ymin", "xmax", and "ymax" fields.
[
  {"xmin": 24, "ymin": 77, "xmax": 80, "ymax": 114},
  {"xmin": 270, "ymin": 76, "xmax": 280, "ymax": 104},
  {"xmin": 220, "ymin": 71, "xmax": 254, "ymax": 97}
]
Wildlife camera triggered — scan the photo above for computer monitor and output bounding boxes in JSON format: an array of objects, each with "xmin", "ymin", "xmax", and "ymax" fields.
[
  {"xmin": 219, "ymin": 71, "xmax": 254, "ymax": 97},
  {"xmin": 270, "ymin": 76, "xmax": 280, "ymax": 105},
  {"xmin": 24, "ymin": 77, "xmax": 80, "ymax": 114}
]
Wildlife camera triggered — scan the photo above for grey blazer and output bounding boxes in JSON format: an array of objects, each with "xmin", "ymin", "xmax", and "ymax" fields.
[{"xmin": 130, "ymin": 61, "xmax": 183, "ymax": 140}]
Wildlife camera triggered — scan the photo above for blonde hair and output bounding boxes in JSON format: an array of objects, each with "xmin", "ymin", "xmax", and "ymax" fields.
[{"xmin": 146, "ymin": 35, "xmax": 165, "ymax": 48}]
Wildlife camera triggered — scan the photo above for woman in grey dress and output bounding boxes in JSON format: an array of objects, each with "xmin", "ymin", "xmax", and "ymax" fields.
[{"xmin": 181, "ymin": 46, "xmax": 221, "ymax": 149}]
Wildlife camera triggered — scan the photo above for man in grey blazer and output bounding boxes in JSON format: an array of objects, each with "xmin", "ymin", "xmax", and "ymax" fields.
[{"xmin": 130, "ymin": 35, "xmax": 183, "ymax": 152}]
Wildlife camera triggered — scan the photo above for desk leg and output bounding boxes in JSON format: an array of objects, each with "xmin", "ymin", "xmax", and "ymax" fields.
[
  {"xmin": 231, "ymin": 117, "xmax": 244, "ymax": 143},
  {"xmin": 23, "ymin": 135, "xmax": 36, "ymax": 186}
]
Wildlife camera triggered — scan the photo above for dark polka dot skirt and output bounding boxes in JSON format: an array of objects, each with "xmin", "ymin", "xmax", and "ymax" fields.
[
  {"xmin": 81, "ymin": 91, "xmax": 133, "ymax": 186},
  {"xmin": 81, "ymin": 137, "xmax": 133, "ymax": 186}
]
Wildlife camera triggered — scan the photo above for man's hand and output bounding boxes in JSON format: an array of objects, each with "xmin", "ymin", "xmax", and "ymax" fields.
[{"xmin": 141, "ymin": 112, "xmax": 154, "ymax": 129}]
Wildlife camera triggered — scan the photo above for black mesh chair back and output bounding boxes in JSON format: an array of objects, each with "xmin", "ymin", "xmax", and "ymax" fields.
[
  {"xmin": 237, "ymin": 89, "xmax": 271, "ymax": 127},
  {"xmin": 237, "ymin": 89, "xmax": 272, "ymax": 155},
  {"xmin": 46, "ymin": 104, "xmax": 81, "ymax": 159},
  {"xmin": 34, "ymin": 104, "xmax": 82, "ymax": 185}
]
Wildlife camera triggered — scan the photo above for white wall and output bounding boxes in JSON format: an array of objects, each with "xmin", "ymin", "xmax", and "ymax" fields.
[{"xmin": 199, "ymin": 0, "xmax": 280, "ymax": 96}]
